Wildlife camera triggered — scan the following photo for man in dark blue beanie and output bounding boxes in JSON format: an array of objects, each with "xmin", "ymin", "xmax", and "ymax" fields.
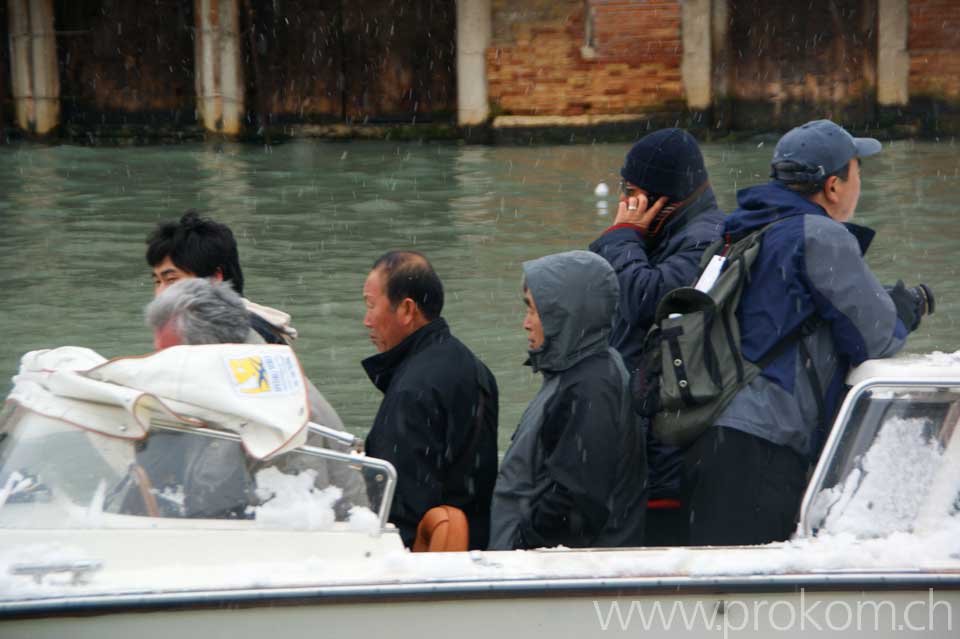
[
  {"xmin": 619, "ymin": 128, "xmax": 709, "ymax": 203},
  {"xmin": 589, "ymin": 128, "xmax": 724, "ymax": 547}
]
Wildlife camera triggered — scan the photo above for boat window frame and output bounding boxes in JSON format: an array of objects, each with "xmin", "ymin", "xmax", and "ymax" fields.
[
  {"xmin": 799, "ymin": 376, "xmax": 960, "ymax": 537},
  {"xmin": 125, "ymin": 418, "xmax": 397, "ymax": 530}
]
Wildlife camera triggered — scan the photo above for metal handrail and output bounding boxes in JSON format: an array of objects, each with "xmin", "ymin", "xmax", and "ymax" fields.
[
  {"xmin": 296, "ymin": 443, "xmax": 397, "ymax": 529},
  {"xmin": 307, "ymin": 422, "xmax": 359, "ymax": 449},
  {"xmin": 798, "ymin": 376, "xmax": 960, "ymax": 536}
]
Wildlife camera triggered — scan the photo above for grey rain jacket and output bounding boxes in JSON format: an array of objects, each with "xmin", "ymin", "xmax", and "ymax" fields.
[{"xmin": 489, "ymin": 251, "xmax": 646, "ymax": 550}]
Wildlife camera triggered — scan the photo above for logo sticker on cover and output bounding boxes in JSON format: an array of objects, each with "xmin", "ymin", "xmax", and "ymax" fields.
[{"xmin": 225, "ymin": 352, "xmax": 303, "ymax": 396}]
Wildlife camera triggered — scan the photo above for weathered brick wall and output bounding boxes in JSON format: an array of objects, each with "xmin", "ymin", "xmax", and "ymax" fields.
[
  {"xmin": 726, "ymin": 0, "xmax": 876, "ymax": 130},
  {"xmin": 486, "ymin": 0, "xmax": 683, "ymax": 116},
  {"xmin": 909, "ymin": 0, "xmax": 960, "ymax": 100}
]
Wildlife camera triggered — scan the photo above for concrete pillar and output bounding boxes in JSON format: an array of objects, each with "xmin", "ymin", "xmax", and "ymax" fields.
[
  {"xmin": 877, "ymin": 0, "xmax": 909, "ymax": 106},
  {"xmin": 195, "ymin": 0, "xmax": 244, "ymax": 135},
  {"xmin": 7, "ymin": 0, "xmax": 59, "ymax": 135},
  {"xmin": 681, "ymin": 0, "xmax": 712, "ymax": 111},
  {"xmin": 710, "ymin": 0, "xmax": 729, "ymax": 100},
  {"xmin": 456, "ymin": 0, "xmax": 491, "ymax": 126}
]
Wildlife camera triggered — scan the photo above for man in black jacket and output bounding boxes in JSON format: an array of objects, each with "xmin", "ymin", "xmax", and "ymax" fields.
[
  {"xmin": 361, "ymin": 251, "xmax": 498, "ymax": 549},
  {"xmin": 489, "ymin": 251, "xmax": 645, "ymax": 550}
]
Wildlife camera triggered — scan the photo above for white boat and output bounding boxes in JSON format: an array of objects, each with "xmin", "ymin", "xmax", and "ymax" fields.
[{"xmin": 1, "ymin": 345, "xmax": 959, "ymax": 637}]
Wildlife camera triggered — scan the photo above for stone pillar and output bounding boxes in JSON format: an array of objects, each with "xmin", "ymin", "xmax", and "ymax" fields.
[
  {"xmin": 710, "ymin": 0, "xmax": 729, "ymax": 99},
  {"xmin": 195, "ymin": 0, "xmax": 244, "ymax": 135},
  {"xmin": 681, "ymin": 0, "xmax": 712, "ymax": 111},
  {"xmin": 877, "ymin": 0, "xmax": 909, "ymax": 106},
  {"xmin": 7, "ymin": 0, "xmax": 59, "ymax": 135},
  {"xmin": 456, "ymin": 0, "xmax": 491, "ymax": 126}
]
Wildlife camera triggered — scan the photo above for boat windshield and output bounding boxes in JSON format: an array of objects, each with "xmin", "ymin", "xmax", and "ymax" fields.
[
  {"xmin": 803, "ymin": 384, "xmax": 960, "ymax": 537},
  {"xmin": 0, "ymin": 403, "xmax": 392, "ymax": 531}
]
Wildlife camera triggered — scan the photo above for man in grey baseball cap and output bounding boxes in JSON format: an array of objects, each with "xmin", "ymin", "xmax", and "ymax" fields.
[
  {"xmin": 679, "ymin": 119, "xmax": 932, "ymax": 547},
  {"xmin": 769, "ymin": 119, "xmax": 881, "ymax": 223}
]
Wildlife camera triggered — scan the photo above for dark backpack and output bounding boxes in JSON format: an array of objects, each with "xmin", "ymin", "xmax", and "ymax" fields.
[{"xmin": 633, "ymin": 220, "xmax": 822, "ymax": 447}]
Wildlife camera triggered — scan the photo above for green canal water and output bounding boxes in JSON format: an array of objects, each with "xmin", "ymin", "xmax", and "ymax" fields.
[{"xmin": 1, "ymin": 139, "xmax": 958, "ymax": 447}]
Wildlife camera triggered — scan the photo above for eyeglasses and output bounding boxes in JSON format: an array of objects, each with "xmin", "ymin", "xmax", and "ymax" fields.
[
  {"xmin": 619, "ymin": 179, "xmax": 639, "ymax": 197},
  {"xmin": 619, "ymin": 180, "xmax": 663, "ymax": 202}
]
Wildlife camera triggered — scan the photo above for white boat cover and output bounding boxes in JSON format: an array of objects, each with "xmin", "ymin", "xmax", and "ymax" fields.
[{"xmin": 7, "ymin": 345, "xmax": 309, "ymax": 459}]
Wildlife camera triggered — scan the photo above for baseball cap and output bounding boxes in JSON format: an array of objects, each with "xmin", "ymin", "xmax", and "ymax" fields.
[{"xmin": 770, "ymin": 120, "xmax": 881, "ymax": 184}]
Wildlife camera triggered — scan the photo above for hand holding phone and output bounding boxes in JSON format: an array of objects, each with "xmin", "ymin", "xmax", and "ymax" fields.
[{"xmin": 614, "ymin": 193, "xmax": 669, "ymax": 231}]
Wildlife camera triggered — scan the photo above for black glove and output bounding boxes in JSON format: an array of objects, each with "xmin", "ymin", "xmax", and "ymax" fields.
[{"xmin": 887, "ymin": 281, "xmax": 935, "ymax": 332}]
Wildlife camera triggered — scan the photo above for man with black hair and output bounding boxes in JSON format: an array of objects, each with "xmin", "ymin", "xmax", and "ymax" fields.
[
  {"xmin": 361, "ymin": 251, "xmax": 499, "ymax": 549},
  {"xmin": 146, "ymin": 211, "xmax": 296, "ymax": 345},
  {"xmin": 145, "ymin": 211, "xmax": 354, "ymax": 462}
]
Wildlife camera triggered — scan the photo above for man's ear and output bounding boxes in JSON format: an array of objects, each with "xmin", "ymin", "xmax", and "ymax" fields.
[
  {"xmin": 823, "ymin": 175, "xmax": 841, "ymax": 203},
  {"xmin": 212, "ymin": 267, "xmax": 225, "ymax": 283},
  {"xmin": 397, "ymin": 298, "xmax": 418, "ymax": 325}
]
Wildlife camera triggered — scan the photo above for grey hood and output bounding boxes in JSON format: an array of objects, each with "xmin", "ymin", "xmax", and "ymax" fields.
[{"xmin": 524, "ymin": 250, "xmax": 619, "ymax": 373}]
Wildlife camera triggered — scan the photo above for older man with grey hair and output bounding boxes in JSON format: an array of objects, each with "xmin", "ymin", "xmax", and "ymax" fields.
[
  {"xmin": 147, "ymin": 277, "xmax": 252, "ymax": 348},
  {"xmin": 144, "ymin": 278, "xmax": 367, "ymax": 507}
]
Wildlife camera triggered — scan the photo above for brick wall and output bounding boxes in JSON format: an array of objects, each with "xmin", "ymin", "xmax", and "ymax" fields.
[
  {"xmin": 486, "ymin": 0, "xmax": 684, "ymax": 117},
  {"xmin": 909, "ymin": 0, "xmax": 960, "ymax": 100}
]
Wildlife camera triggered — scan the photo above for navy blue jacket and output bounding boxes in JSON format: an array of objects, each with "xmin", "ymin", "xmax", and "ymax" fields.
[
  {"xmin": 590, "ymin": 190, "xmax": 725, "ymax": 500},
  {"xmin": 717, "ymin": 182, "xmax": 907, "ymax": 459}
]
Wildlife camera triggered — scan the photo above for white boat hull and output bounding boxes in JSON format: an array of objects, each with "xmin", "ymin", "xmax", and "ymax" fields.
[{"xmin": 4, "ymin": 574, "xmax": 960, "ymax": 638}]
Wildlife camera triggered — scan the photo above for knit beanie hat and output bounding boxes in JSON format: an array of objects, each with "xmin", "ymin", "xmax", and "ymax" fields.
[{"xmin": 620, "ymin": 129, "xmax": 708, "ymax": 201}]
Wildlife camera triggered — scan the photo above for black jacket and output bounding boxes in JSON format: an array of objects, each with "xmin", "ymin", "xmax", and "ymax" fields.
[{"xmin": 362, "ymin": 318, "xmax": 498, "ymax": 549}]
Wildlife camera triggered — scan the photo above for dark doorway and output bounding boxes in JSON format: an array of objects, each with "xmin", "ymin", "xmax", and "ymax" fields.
[
  {"xmin": 246, "ymin": 0, "xmax": 456, "ymax": 126},
  {"xmin": 54, "ymin": 0, "xmax": 196, "ymax": 130},
  {"xmin": 725, "ymin": 0, "xmax": 877, "ymax": 129}
]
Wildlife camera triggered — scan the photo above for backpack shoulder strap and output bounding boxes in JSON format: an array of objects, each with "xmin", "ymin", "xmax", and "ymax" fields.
[
  {"xmin": 697, "ymin": 237, "xmax": 727, "ymax": 270},
  {"xmin": 697, "ymin": 217, "xmax": 791, "ymax": 271}
]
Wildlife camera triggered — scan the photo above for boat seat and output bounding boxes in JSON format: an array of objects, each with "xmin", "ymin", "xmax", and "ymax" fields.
[{"xmin": 412, "ymin": 506, "xmax": 469, "ymax": 552}]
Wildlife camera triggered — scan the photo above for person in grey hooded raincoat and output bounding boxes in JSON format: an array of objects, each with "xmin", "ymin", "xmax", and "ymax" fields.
[{"xmin": 489, "ymin": 251, "xmax": 646, "ymax": 550}]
